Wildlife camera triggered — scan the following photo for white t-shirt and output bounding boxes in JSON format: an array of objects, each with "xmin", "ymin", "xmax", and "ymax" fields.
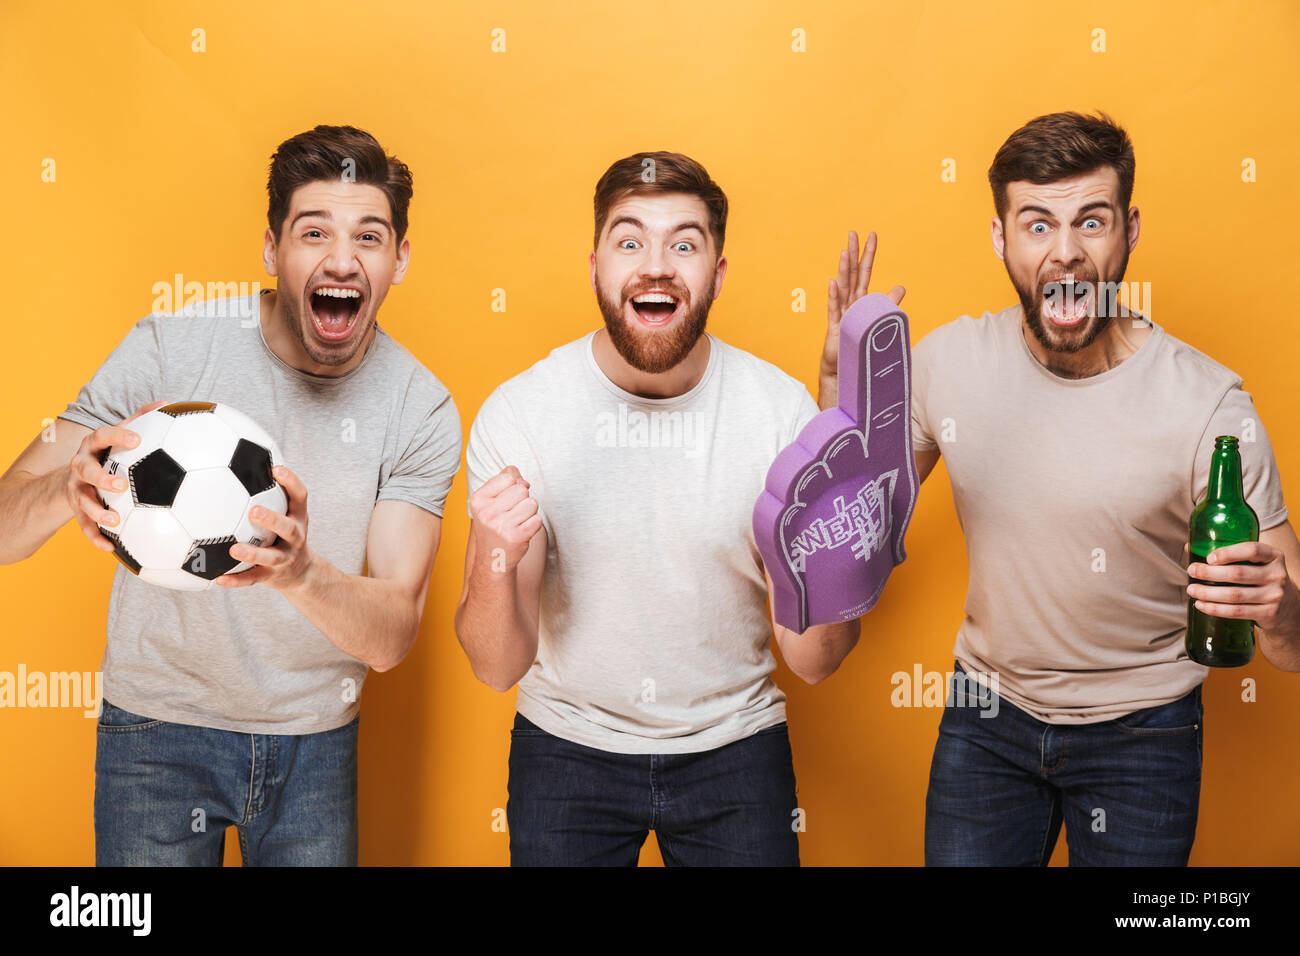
[{"xmin": 466, "ymin": 331, "xmax": 821, "ymax": 754}]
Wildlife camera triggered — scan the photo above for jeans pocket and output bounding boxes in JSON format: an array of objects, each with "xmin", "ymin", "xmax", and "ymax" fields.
[
  {"xmin": 96, "ymin": 699, "xmax": 166, "ymax": 733},
  {"xmin": 1112, "ymin": 689, "xmax": 1203, "ymax": 736}
]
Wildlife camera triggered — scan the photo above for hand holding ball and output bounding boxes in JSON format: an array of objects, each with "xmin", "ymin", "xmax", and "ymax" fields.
[{"xmin": 94, "ymin": 401, "xmax": 288, "ymax": 590}]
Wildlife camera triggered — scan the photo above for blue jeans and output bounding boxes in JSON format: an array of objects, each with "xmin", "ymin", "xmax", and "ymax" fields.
[
  {"xmin": 94, "ymin": 698, "xmax": 359, "ymax": 866},
  {"xmin": 507, "ymin": 713, "xmax": 801, "ymax": 866},
  {"xmin": 925, "ymin": 663, "xmax": 1203, "ymax": 866}
]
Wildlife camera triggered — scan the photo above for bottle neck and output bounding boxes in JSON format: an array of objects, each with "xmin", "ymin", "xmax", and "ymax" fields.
[{"xmin": 1206, "ymin": 441, "xmax": 1245, "ymax": 502}]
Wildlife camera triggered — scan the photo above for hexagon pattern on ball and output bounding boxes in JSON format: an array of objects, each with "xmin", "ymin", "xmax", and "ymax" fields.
[{"xmin": 95, "ymin": 401, "xmax": 286, "ymax": 591}]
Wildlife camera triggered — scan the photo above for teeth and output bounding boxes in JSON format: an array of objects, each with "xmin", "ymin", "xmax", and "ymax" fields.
[
  {"xmin": 632, "ymin": 292, "xmax": 677, "ymax": 304},
  {"xmin": 314, "ymin": 287, "xmax": 361, "ymax": 298}
]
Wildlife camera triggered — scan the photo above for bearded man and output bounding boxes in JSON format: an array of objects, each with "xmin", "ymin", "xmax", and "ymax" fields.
[{"xmin": 454, "ymin": 150, "xmax": 903, "ymax": 866}]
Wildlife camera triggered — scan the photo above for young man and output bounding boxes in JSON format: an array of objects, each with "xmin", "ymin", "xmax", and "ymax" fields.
[
  {"xmin": 455, "ymin": 151, "xmax": 904, "ymax": 866},
  {"xmin": 0, "ymin": 125, "xmax": 461, "ymax": 865},
  {"xmin": 908, "ymin": 111, "xmax": 1300, "ymax": 865}
]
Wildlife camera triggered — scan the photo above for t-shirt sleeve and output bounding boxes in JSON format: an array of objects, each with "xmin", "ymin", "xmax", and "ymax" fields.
[
  {"xmin": 1192, "ymin": 385, "xmax": 1288, "ymax": 530},
  {"xmin": 465, "ymin": 387, "xmax": 550, "ymax": 534},
  {"xmin": 910, "ymin": 328, "xmax": 938, "ymax": 452},
  {"xmin": 784, "ymin": 384, "xmax": 821, "ymax": 447},
  {"xmin": 376, "ymin": 379, "xmax": 462, "ymax": 518},
  {"xmin": 57, "ymin": 313, "xmax": 166, "ymax": 432}
]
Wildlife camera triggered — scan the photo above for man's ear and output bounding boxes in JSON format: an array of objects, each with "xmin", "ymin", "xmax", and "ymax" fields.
[
  {"xmin": 391, "ymin": 237, "xmax": 412, "ymax": 286},
  {"xmin": 990, "ymin": 217, "xmax": 1006, "ymax": 262},
  {"xmin": 263, "ymin": 227, "xmax": 279, "ymax": 277}
]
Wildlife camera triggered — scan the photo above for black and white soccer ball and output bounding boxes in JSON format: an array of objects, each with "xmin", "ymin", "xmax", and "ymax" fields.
[{"xmin": 96, "ymin": 401, "xmax": 288, "ymax": 590}]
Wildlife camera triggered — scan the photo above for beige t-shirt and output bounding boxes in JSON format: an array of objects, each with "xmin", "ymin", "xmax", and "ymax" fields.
[{"xmin": 911, "ymin": 305, "xmax": 1288, "ymax": 723}]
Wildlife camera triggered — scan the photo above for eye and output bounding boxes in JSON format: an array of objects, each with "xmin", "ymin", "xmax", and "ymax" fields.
[
  {"xmin": 618, "ymin": 238, "xmax": 640, "ymax": 250},
  {"xmin": 673, "ymin": 240, "xmax": 694, "ymax": 253},
  {"xmin": 1081, "ymin": 217, "xmax": 1102, "ymax": 230},
  {"xmin": 304, "ymin": 229, "xmax": 324, "ymax": 239},
  {"xmin": 359, "ymin": 233, "xmax": 381, "ymax": 242},
  {"xmin": 1029, "ymin": 222, "xmax": 1049, "ymax": 235}
]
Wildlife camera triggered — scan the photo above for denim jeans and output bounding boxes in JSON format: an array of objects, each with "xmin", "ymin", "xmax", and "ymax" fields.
[
  {"xmin": 94, "ymin": 698, "xmax": 359, "ymax": 866},
  {"xmin": 506, "ymin": 713, "xmax": 800, "ymax": 866},
  {"xmin": 925, "ymin": 662, "xmax": 1203, "ymax": 866}
]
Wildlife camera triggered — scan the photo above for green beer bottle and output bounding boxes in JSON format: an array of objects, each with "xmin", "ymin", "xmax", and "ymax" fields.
[{"xmin": 1186, "ymin": 435, "xmax": 1259, "ymax": 667}]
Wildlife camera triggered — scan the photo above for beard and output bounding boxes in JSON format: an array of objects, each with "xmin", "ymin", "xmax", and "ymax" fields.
[
  {"xmin": 283, "ymin": 290, "xmax": 373, "ymax": 368},
  {"xmin": 594, "ymin": 274, "xmax": 714, "ymax": 374},
  {"xmin": 1009, "ymin": 243, "xmax": 1131, "ymax": 355}
]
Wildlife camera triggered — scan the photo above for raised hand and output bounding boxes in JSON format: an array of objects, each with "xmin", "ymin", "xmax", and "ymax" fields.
[{"xmin": 823, "ymin": 230, "xmax": 906, "ymax": 388}]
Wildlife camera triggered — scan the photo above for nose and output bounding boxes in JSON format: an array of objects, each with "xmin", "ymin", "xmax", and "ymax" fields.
[
  {"xmin": 322, "ymin": 234, "xmax": 359, "ymax": 278},
  {"xmin": 639, "ymin": 243, "xmax": 676, "ymax": 282},
  {"xmin": 1047, "ymin": 227, "xmax": 1086, "ymax": 272}
]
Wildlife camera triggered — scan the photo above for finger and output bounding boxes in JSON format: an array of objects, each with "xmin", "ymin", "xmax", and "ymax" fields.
[
  {"xmin": 1191, "ymin": 600, "xmax": 1263, "ymax": 619},
  {"xmin": 856, "ymin": 230, "xmax": 877, "ymax": 299},
  {"xmin": 887, "ymin": 285, "xmax": 906, "ymax": 305},
  {"xmin": 487, "ymin": 482, "xmax": 530, "ymax": 516},
  {"xmin": 271, "ymin": 465, "xmax": 307, "ymax": 514},
  {"xmin": 245, "ymin": 502, "xmax": 295, "ymax": 544},
  {"xmin": 216, "ymin": 565, "xmax": 270, "ymax": 588},
  {"xmin": 847, "ymin": 230, "xmax": 861, "ymax": 294},
  {"xmin": 1187, "ymin": 583, "xmax": 1265, "ymax": 604},
  {"xmin": 836, "ymin": 248, "xmax": 850, "ymax": 304},
  {"xmin": 864, "ymin": 312, "xmax": 909, "ymax": 441},
  {"xmin": 1189, "ymin": 561, "xmax": 1269, "ymax": 584},
  {"xmin": 506, "ymin": 495, "xmax": 540, "ymax": 525},
  {"xmin": 228, "ymin": 540, "xmax": 284, "ymax": 568},
  {"xmin": 827, "ymin": 279, "xmax": 841, "ymax": 325},
  {"xmin": 77, "ymin": 485, "xmax": 121, "ymax": 529},
  {"xmin": 1207, "ymin": 542, "xmax": 1274, "ymax": 565},
  {"xmin": 79, "ymin": 456, "xmax": 128, "ymax": 494},
  {"xmin": 88, "ymin": 424, "xmax": 144, "ymax": 456},
  {"xmin": 73, "ymin": 507, "xmax": 117, "ymax": 552},
  {"xmin": 475, "ymin": 468, "xmax": 527, "ymax": 504}
]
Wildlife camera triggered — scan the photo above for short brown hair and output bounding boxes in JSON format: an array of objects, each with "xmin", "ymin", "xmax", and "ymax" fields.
[
  {"xmin": 593, "ymin": 151, "xmax": 728, "ymax": 255},
  {"xmin": 988, "ymin": 111, "xmax": 1135, "ymax": 224},
  {"xmin": 266, "ymin": 125, "xmax": 413, "ymax": 244}
]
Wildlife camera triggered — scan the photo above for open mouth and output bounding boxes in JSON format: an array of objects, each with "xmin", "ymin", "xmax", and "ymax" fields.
[
  {"xmin": 1041, "ymin": 276, "xmax": 1093, "ymax": 328},
  {"xmin": 309, "ymin": 285, "xmax": 364, "ymax": 341},
  {"xmin": 628, "ymin": 290, "xmax": 681, "ymax": 327}
]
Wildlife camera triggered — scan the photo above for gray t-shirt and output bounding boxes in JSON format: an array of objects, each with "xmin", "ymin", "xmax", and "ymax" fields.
[
  {"xmin": 58, "ymin": 290, "xmax": 461, "ymax": 734},
  {"xmin": 466, "ymin": 331, "xmax": 821, "ymax": 754}
]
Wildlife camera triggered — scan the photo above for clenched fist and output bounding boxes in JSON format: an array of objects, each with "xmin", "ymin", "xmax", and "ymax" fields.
[{"xmin": 468, "ymin": 465, "xmax": 543, "ymax": 573}]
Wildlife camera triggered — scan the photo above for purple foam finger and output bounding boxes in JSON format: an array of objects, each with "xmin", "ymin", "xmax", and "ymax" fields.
[{"xmin": 754, "ymin": 293, "xmax": 918, "ymax": 633}]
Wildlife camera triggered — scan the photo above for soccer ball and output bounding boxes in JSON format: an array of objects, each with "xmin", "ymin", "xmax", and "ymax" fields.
[{"xmin": 96, "ymin": 401, "xmax": 288, "ymax": 590}]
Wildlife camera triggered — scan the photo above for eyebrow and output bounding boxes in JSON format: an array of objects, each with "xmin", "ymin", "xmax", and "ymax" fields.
[
  {"xmin": 290, "ymin": 209, "xmax": 393, "ymax": 232},
  {"xmin": 1016, "ymin": 200, "xmax": 1115, "ymax": 220},
  {"xmin": 608, "ymin": 216, "xmax": 707, "ymax": 240}
]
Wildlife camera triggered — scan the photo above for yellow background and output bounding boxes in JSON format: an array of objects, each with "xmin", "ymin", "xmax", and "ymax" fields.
[{"xmin": 2, "ymin": 0, "xmax": 1298, "ymax": 865}]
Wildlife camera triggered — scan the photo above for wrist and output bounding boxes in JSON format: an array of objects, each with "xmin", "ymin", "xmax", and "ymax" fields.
[{"xmin": 283, "ymin": 548, "xmax": 327, "ymax": 596}]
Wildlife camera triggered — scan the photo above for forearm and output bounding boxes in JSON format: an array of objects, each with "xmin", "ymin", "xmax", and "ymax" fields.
[
  {"xmin": 455, "ymin": 564, "xmax": 538, "ymax": 692},
  {"xmin": 817, "ymin": 361, "xmax": 837, "ymax": 412},
  {"xmin": 0, "ymin": 467, "xmax": 72, "ymax": 564},
  {"xmin": 280, "ymin": 550, "xmax": 420, "ymax": 673},
  {"xmin": 779, "ymin": 617, "xmax": 861, "ymax": 684}
]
